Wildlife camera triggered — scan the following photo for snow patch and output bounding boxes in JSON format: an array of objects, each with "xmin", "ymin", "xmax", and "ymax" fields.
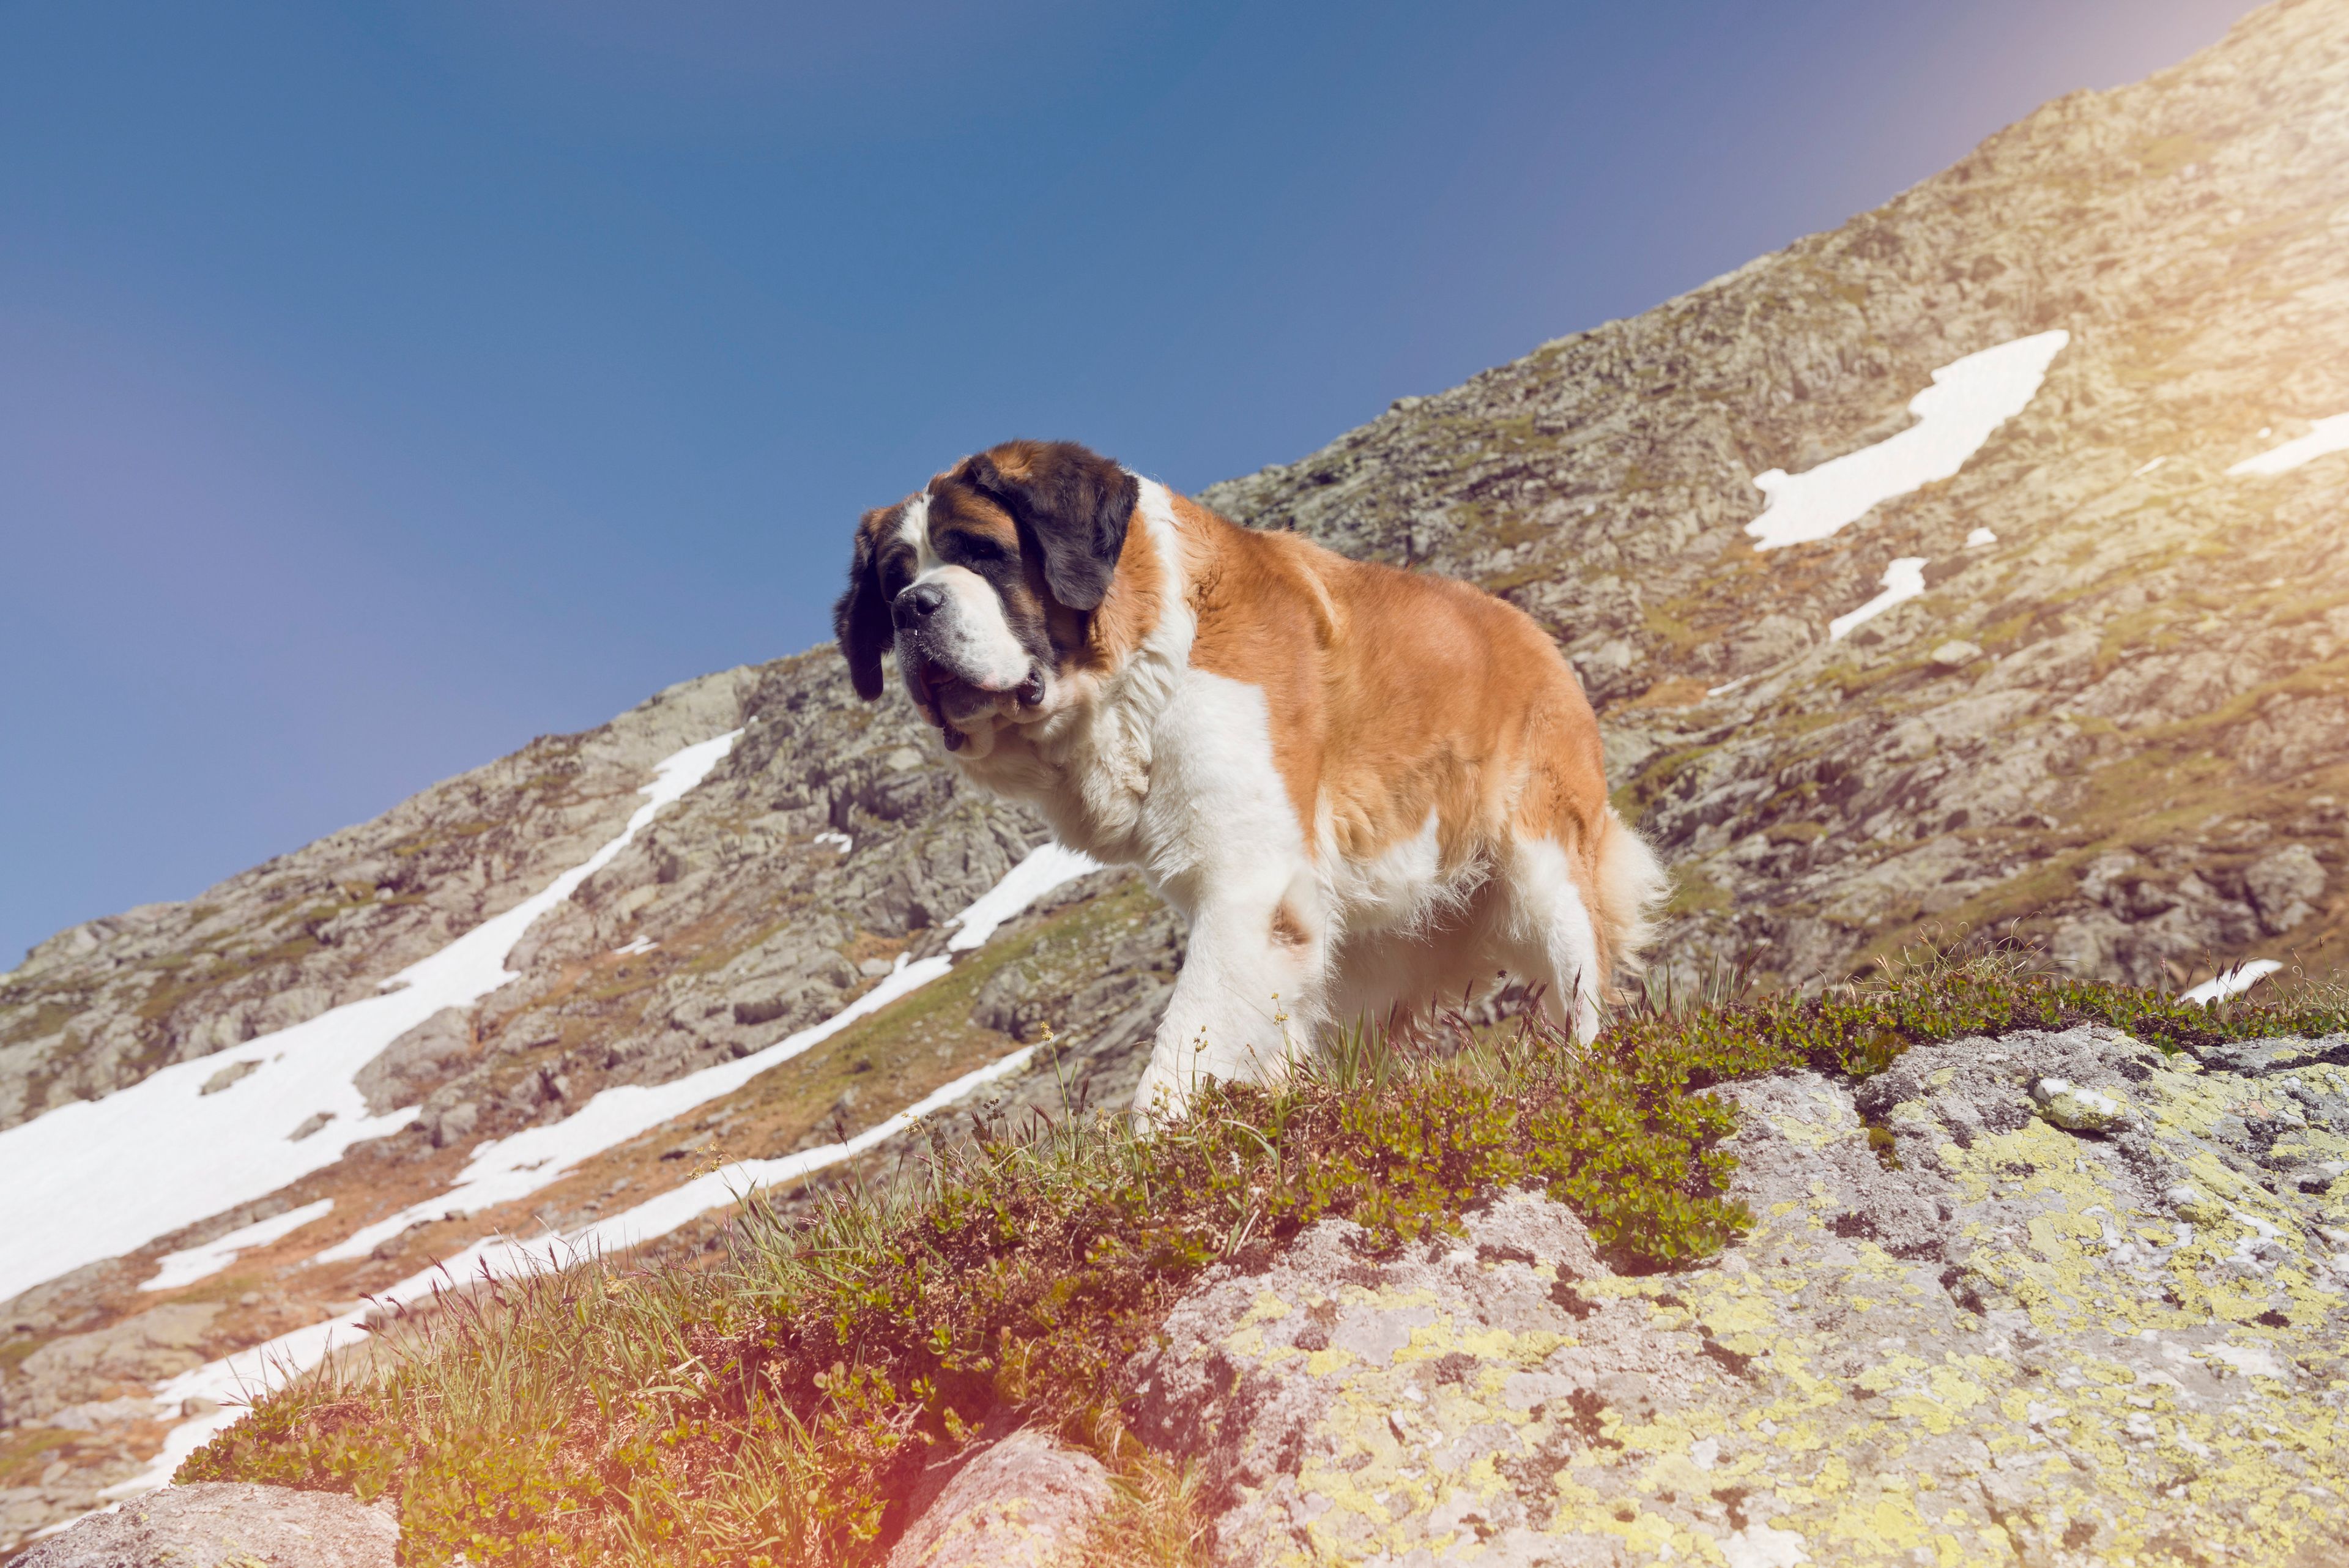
[
  {"xmin": 611, "ymin": 937, "xmax": 656, "ymax": 957},
  {"xmin": 139, "ymin": 1199, "xmax": 335, "ymax": 1293},
  {"xmin": 1828, "ymin": 558, "xmax": 1928, "ymax": 641},
  {"xmin": 1744, "ymin": 331, "xmax": 2068, "ymax": 550},
  {"xmin": 1964, "ymin": 527, "xmax": 1998, "ymax": 548},
  {"xmin": 946, "ymin": 840, "xmax": 1099, "ymax": 951},
  {"xmin": 317, "ymin": 839, "xmax": 1100, "ymax": 1263},
  {"xmin": 2181, "ymin": 959, "xmax": 2281, "ymax": 1004},
  {"xmin": 554, "ymin": 1044, "xmax": 1037, "ymax": 1255},
  {"xmin": 2132, "ymin": 455, "xmax": 2167, "ymax": 477},
  {"xmin": 0, "ymin": 730, "xmax": 743, "ymax": 1306},
  {"xmin": 813, "ymin": 831, "xmax": 853, "ymax": 853},
  {"xmin": 2228, "ymin": 413, "xmax": 2349, "ymax": 476}
]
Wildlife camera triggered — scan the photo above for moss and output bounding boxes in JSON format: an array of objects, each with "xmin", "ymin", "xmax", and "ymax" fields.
[
  {"xmin": 0, "ymin": 1427, "xmax": 77, "ymax": 1489},
  {"xmin": 2134, "ymin": 132, "xmax": 2216, "ymax": 177},
  {"xmin": 1623, "ymin": 741, "xmax": 1724, "ymax": 822},
  {"xmin": 166, "ymin": 1271, "xmax": 267, "ymax": 1307},
  {"xmin": 390, "ymin": 820, "xmax": 497, "ymax": 859},
  {"xmin": 1664, "ymin": 868, "xmax": 1732, "ymax": 918},
  {"xmin": 1638, "ymin": 602, "xmax": 1712, "ymax": 656},
  {"xmin": 0, "ymin": 995, "xmax": 86, "ymax": 1047}
]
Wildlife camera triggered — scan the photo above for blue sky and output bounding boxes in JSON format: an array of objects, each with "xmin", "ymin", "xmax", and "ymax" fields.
[{"xmin": 0, "ymin": 1, "xmax": 2251, "ymax": 964}]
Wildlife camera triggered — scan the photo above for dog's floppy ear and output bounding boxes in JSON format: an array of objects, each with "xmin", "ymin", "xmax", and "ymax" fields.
[
  {"xmin": 833, "ymin": 506, "xmax": 894, "ymax": 701},
  {"xmin": 960, "ymin": 440, "xmax": 1138, "ymax": 612}
]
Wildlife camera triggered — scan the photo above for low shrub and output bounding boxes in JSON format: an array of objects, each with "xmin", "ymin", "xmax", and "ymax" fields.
[{"xmin": 182, "ymin": 955, "xmax": 2348, "ymax": 1565}]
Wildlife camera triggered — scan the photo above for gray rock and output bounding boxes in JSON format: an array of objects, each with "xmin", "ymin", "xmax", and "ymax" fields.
[
  {"xmin": 14, "ymin": 1304, "xmax": 219, "ymax": 1424},
  {"xmin": 2247, "ymin": 842, "xmax": 2327, "ymax": 935},
  {"xmin": 417, "ymin": 1099, "xmax": 478, "ymax": 1150},
  {"xmin": 15, "ymin": 1482, "xmax": 395, "ymax": 1567},
  {"xmin": 2030, "ymin": 1074, "xmax": 2129, "ymax": 1130},
  {"xmin": 1127, "ymin": 1025, "xmax": 2349, "ymax": 1566},
  {"xmin": 886, "ymin": 1429, "xmax": 1111, "ymax": 1568},
  {"xmin": 352, "ymin": 1007, "xmax": 473, "ymax": 1116},
  {"xmin": 1928, "ymin": 639, "xmax": 1981, "ymax": 667}
]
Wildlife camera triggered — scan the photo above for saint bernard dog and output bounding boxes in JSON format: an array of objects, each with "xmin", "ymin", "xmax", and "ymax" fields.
[{"xmin": 834, "ymin": 439, "xmax": 1664, "ymax": 1118}]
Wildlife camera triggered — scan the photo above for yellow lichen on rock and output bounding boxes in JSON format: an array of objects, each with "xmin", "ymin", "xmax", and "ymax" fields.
[{"xmin": 1127, "ymin": 1027, "xmax": 2348, "ymax": 1564}]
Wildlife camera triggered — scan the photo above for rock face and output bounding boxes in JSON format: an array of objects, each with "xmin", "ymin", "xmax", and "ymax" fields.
[
  {"xmin": 1125, "ymin": 1027, "xmax": 2349, "ymax": 1565},
  {"xmin": 6, "ymin": 0, "xmax": 2349, "ymax": 1551},
  {"xmin": 887, "ymin": 1429, "xmax": 1114, "ymax": 1568},
  {"xmin": 13, "ymin": 1482, "xmax": 396, "ymax": 1568}
]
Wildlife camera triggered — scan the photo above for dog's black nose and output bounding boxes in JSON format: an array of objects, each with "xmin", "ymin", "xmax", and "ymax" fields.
[{"xmin": 894, "ymin": 582, "xmax": 946, "ymax": 626}]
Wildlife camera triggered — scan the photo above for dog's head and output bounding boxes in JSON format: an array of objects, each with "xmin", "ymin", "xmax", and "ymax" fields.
[{"xmin": 834, "ymin": 439, "xmax": 1138, "ymax": 751}]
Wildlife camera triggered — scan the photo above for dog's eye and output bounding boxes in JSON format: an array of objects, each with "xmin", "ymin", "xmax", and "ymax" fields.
[{"xmin": 956, "ymin": 536, "xmax": 1006, "ymax": 565}]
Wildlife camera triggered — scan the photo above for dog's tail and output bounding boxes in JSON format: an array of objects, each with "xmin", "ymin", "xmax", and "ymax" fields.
[{"xmin": 1591, "ymin": 804, "xmax": 1669, "ymax": 983}]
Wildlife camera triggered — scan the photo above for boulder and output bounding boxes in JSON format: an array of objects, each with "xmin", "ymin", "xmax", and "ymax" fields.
[
  {"xmin": 15, "ymin": 1483, "xmax": 395, "ymax": 1567},
  {"xmin": 354, "ymin": 1008, "xmax": 475, "ymax": 1117},
  {"xmin": 13, "ymin": 1304, "xmax": 219, "ymax": 1423},
  {"xmin": 1126, "ymin": 1026, "xmax": 2349, "ymax": 1566},
  {"xmin": 887, "ymin": 1429, "xmax": 1112, "ymax": 1568}
]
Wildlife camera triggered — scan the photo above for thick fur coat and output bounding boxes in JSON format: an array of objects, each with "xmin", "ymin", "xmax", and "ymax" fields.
[{"xmin": 836, "ymin": 440, "xmax": 1664, "ymax": 1117}]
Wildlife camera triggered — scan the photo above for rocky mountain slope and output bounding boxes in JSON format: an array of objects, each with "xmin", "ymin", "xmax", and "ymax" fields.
[{"xmin": 5, "ymin": 0, "xmax": 2349, "ymax": 1550}]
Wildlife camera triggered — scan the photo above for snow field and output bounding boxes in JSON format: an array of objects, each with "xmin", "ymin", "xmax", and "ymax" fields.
[
  {"xmin": 140, "ymin": 1200, "xmax": 335, "ymax": 1293},
  {"xmin": 0, "ymin": 730, "xmax": 742, "ymax": 1306},
  {"xmin": 2228, "ymin": 414, "xmax": 2349, "ymax": 476},
  {"xmin": 1828, "ymin": 558, "xmax": 1929, "ymax": 642},
  {"xmin": 1744, "ymin": 330, "xmax": 2068, "ymax": 550},
  {"xmin": 2181, "ymin": 959, "xmax": 2282, "ymax": 1004},
  {"xmin": 317, "ymin": 839, "xmax": 1098, "ymax": 1263}
]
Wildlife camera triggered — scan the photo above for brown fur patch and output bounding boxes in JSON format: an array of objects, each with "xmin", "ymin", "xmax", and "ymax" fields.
[
  {"xmin": 922, "ymin": 481, "xmax": 1020, "ymax": 552},
  {"xmin": 1173, "ymin": 495, "xmax": 1613, "ymax": 954},
  {"xmin": 1080, "ymin": 499, "xmax": 1167, "ymax": 672}
]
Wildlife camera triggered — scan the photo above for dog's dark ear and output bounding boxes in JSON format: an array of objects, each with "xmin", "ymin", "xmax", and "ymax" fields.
[
  {"xmin": 960, "ymin": 440, "xmax": 1138, "ymax": 612},
  {"xmin": 833, "ymin": 507, "xmax": 894, "ymax": 701}
]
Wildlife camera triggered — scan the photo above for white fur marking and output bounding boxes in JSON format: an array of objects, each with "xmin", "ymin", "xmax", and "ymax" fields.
[
  {"xmin": 900, "ymin": 489, "xmax": 1030, "ymax": 691},
  {"xmin": 895, "ymin": 491, "xmax": 932, "ymax": 556},
  {"xmin": 1130, "ymin": 671, "xmax": 1319, "ymax": 1115},
  {"xmin": 920, "ymin": 564, "xmax": 1031, "ymax": 688},
  {"xmin": 1509, "ymin": 838, "xmax": 1603, "ymax": 1040},
  {"xmin": 1324, "ymin": 809, "xmax": 1477, "ymax": 938}
]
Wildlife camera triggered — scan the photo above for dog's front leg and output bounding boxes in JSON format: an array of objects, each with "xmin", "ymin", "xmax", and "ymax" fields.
[
  {"xmin": 1130, "ymin": 879, "xmax": 1325, "ymax": 1122},
  {"xmin": 1128, "ymin": 671, "xmax": 1329, "ymax": 1120}
]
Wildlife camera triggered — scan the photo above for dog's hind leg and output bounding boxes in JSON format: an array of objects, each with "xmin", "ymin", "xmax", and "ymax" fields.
[{"xmin": 1497, "ymin": 835, "xmax": 1606, "ymax": 1042}]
